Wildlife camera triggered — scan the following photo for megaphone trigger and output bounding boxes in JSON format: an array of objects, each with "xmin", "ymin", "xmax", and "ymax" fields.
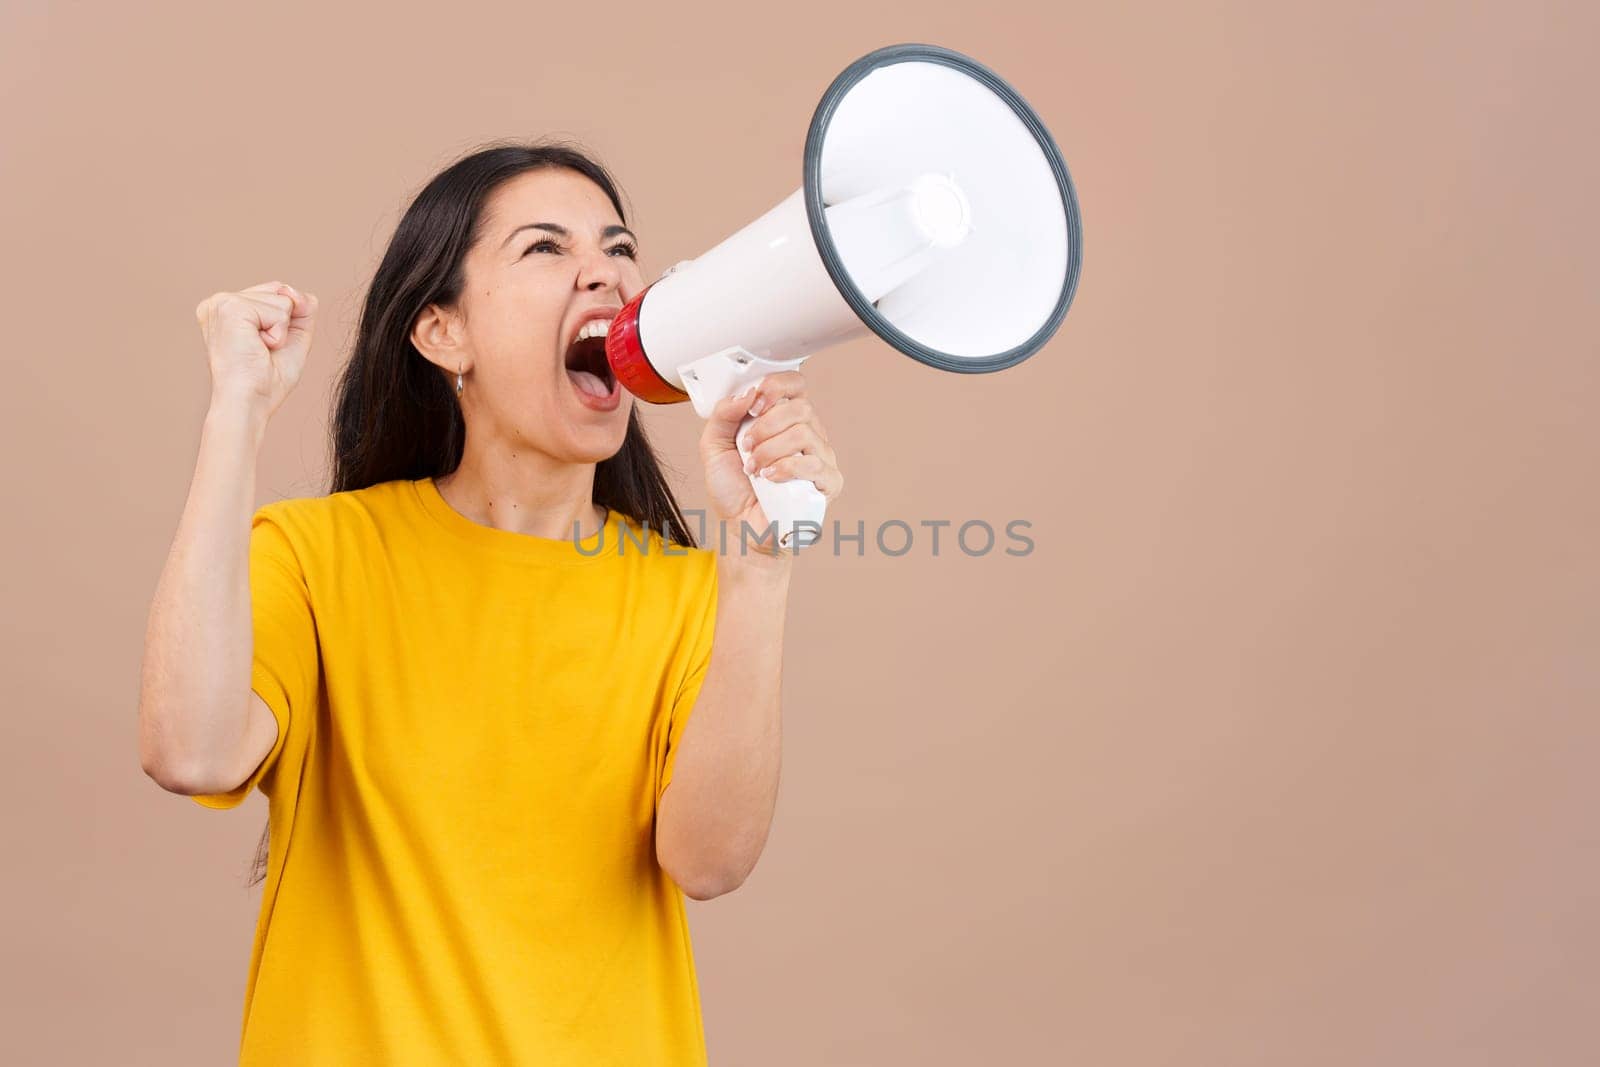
[{"xmin": 677, "ymin": 347, "xmax": 810, "ymax": 420}]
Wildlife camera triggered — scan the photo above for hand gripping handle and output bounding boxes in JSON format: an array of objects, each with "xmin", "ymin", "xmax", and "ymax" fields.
[{"xmin": 678, "ymin": 348, "xmax": 827, "ymax": 550}]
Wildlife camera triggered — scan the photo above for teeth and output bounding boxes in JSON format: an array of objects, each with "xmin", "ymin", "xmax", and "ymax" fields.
[{"xmin": 575, "ymin": 319, "xmax": 611, "ymax": 343}]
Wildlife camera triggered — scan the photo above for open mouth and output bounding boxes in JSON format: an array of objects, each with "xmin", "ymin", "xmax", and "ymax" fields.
[{"xmin": 564, "ymin": 319, "xmax": 617, "ymax": 400}]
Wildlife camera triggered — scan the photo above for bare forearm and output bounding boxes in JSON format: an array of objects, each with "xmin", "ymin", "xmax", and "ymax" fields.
[
  {"xmin": 656, "ymin": 552, "xmax": 792, "ymax": 899},
  {"xmin": 138, "ymin": 400, "xmax": 265, "ymax": 785}
]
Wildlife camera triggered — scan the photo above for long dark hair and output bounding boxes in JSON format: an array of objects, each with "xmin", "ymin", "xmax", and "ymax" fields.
[{"xmin": 245, "ymin": 140, "xmax": 695, "ymax": 887}]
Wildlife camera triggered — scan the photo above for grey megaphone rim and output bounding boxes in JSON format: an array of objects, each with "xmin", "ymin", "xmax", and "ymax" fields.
[{"xmin": 802, "ymin": 42, "xmax": 1083, "ymax": 374}]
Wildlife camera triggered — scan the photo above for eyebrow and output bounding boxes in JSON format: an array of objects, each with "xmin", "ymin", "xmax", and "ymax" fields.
[{"xmin": 501, "ymin": 222, "xmax": 638, "ymax": 249}]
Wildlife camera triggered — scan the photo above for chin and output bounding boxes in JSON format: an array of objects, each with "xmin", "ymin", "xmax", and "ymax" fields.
[{"xmin": 560, "ymin": 410, "xmax": 632, "ymax": 465}]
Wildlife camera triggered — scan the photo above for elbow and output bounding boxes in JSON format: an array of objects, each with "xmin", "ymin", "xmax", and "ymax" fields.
[
  {"xmin": 659, "ymin": 849, "xmax": 748, "ymax": 901},
  {"xmin": 138, "ymin": 688, "xmax": 255, "ymax": 797},
  {"xmin": 137, "ymin": 716, "xmax": 224, "ymax": 796},
  {"xmin": 141, "ymin": 750, "xmax": 215, "ymax": 795},
  {"xmin": 138, "ymin": 693, "xmax": 188, "ymax": 793},
  {"xmin": 141, "ymin": 751, "xmax": 197, "ymax": 794},
  {"xmin": 139, "ymin": 714, "xmax": 189, "ymax": 793},
  {"xmin": 677, "ymin": 870, "xmax": 746, "ymax": 902},
  {"xmin": 655, "ymin": 796, "xmax": 760, "ymax": 900}
]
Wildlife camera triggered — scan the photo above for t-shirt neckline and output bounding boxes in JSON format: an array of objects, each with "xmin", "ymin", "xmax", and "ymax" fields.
[{"xmin": 411, "ymin": 476, "xmax": 623, "ymax": 565}]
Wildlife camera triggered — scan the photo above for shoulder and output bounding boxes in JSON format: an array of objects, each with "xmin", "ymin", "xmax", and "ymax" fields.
[
  {"xmin": 252, "ymin": 478, "xmax": 418, "ymax": 553},
  {"xmin": 257, "ymin": 478, "xmax": 413, "ymax": 521}
]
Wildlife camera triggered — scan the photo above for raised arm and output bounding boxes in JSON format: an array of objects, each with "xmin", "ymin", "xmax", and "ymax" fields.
[{"xmin": 138, "ymin": 282, "xmax": 317, "ymax": 795}]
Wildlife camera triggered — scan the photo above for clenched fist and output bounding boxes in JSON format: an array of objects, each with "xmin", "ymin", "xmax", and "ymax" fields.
[{"xmin": 195, "ymin": 281, "xmax": 318, "ymax": 418}]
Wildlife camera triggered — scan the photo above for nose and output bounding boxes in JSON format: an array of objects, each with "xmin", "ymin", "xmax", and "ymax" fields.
[{"xmin": 576, "ymin": 245, "xmax": 623, "ymax": 293}]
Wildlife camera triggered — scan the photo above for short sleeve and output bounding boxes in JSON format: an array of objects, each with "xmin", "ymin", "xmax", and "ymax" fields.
[
  {"xmin": 191, "ymin": 507, "xmax": 321, "ymax": 810},
  {"xmin": 658, "ymin": 557, "xmax": 719, "ymax": 803}
]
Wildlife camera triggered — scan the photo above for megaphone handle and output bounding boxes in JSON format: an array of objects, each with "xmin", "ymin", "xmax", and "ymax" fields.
[
  {"xmin": 735, "ymin": 412, "xmax": 828, "ymax": 549},
  {"xmin": 679, "ymin": 348, "xmax": 829, "ymax": 549}
]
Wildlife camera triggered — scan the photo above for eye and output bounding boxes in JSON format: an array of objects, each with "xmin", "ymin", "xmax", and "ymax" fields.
[{"xmin": 522, "ymin": 239, "xmax": 638, "ymax": 260}]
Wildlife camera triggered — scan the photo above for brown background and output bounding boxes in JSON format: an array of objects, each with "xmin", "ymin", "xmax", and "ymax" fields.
[{"xmin": 3, "ymin": 1, "xmax": 1596, "ymax": 1064}]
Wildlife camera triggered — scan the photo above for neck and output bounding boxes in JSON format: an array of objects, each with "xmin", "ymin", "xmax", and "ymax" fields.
[{"xmin": 435, "ymin": 434, "xmax": 606, "ymax": 542}]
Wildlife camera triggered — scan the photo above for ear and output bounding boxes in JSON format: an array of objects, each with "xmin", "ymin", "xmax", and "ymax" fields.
[{"xmin": 411, "ymin": 302, "xmax": 469, "ymax": 375}]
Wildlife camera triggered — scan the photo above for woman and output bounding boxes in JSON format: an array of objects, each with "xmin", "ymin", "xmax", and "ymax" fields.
[{"xmin": 137, "ymin": 141, "xmax": 843, "ymax": 1065}]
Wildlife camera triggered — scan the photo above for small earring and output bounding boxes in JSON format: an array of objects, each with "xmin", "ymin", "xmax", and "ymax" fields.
[{"xmin": 456, "ymin": 362, "xmax": 464, "ymax": 397}]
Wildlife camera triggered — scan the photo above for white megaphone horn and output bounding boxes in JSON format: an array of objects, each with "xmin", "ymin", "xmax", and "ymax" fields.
[{"xmin": 605, "ymin": 43, "xmax": 1084, "ymax": 549}]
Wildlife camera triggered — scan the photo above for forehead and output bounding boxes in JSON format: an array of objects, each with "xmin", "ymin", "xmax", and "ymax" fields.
[{"xmin": 480, "ymin": 168, "xmax": 621, "ymax": 238}]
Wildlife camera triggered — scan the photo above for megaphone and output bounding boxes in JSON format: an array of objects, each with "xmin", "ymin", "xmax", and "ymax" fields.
[{"xmin": 605, "ymin": 43, "xmax": 1083, "ymax": 548}]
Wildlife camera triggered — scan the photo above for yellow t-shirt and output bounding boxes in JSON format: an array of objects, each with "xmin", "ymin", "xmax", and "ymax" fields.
[{"xmin": 192, "ymin": 476, "xmax": 718, "ymax": 1066}]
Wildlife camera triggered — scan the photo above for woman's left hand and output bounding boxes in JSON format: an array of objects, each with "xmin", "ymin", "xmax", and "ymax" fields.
[{"xmin": 700, "ymin": 370, "xmax": 844, "ymax": 551}]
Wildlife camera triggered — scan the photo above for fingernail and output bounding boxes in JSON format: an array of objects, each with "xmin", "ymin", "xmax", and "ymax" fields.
[
  {"xmin": 733, "ymin": 385, "xmax": 754, "ymax": 402},
  {"xmin": 743, "ymin": 456, "xmax": 756, "ymax": 474},
  {"xmin": 749, "ymin": 397, "xmax": 767, "ymax": 416},
  {"xmin": 759, "ymin": 465, "xmax": 776, "ymax": 479}
]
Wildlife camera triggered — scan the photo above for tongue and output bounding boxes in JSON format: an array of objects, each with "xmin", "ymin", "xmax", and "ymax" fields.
[{"xmin": 568, "ymin": 368, "xmax": 611, "ymax": 398}]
